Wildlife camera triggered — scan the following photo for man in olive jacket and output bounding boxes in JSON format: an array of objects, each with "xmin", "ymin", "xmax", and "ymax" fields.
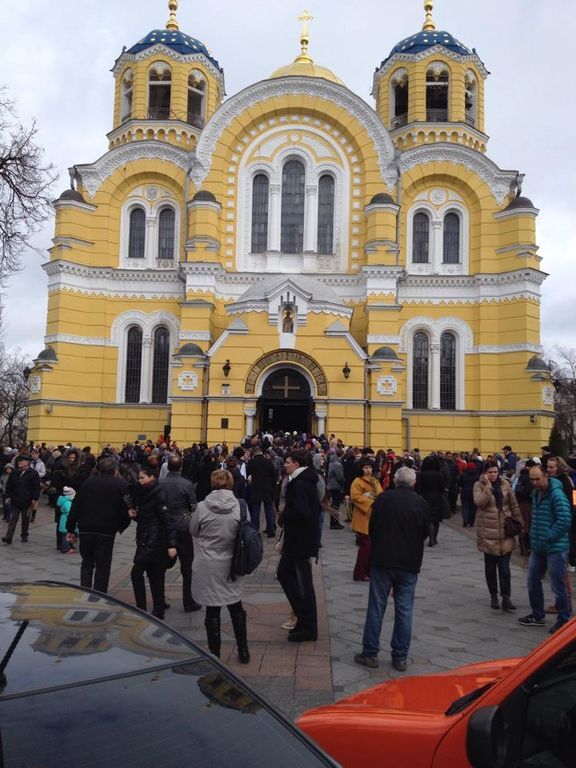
[{"xmin": 355, "ymin": 466, "xmax": 430, "ymax": 672}]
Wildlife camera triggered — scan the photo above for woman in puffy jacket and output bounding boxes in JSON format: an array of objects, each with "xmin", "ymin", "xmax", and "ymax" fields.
[
  {"xmin": 473, "ymin": 459, "xmax": 523, "ymax": 613},
  {"xmin": 129, "ymin": 466, "xmax": 175, "ymax": 620}
]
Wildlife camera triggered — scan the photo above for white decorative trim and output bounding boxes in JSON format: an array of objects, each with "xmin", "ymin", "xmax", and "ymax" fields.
[
  {"xmin": 119, "ymin": 186, "xmax": 181, "ymax": 269},
  {"xmin": 367, "ymin": 335, "xmax": 401, "ymax": 345},
  {"xmin": 113, "ymin": 45, "xmax": 225, "ymax": 89},
  {"xmin": 399, "ymin": 316, "xmax": 473, "ymax": 354},
  {"xmin": 193, "ymin": 77, "xmax": 397, "ymax": 190},
  {"xmin": 77, "ymin": 142, "xmax": 190, "ymax": 199},
  {"xmin": 179, "ymin": 331, "xmax": 211, "ymax": 341},
  {"xmin": 405, "ymin": 197, "xmax": 470, "ymax": 276},
  {"xmin": 374, "ymin": 45, "xmax": 489, "ymax": 87},
  {"xmin": 44, "ymin": 334, "xmax": 111, "ymax": 347},
  {"xmin": 398, "ymin": 269, "xmax": 546, "ymax": 305},
  {"xmin": 542, "ymin": 386, "xmax": 555, "ymax": 406},
  {"xmin": 29, "ymin": 375, "xmax": 41, "ymax": 394},
  {"xmin": 400, "ymin": 145, "xmax": 518, "ymax": 205},
  {"xmin": 470, "ymin": 344, "xmax": 542, "ymax": 355},
  {"xmin": 177, "ymin": 371, "xmax": 199, "ymax": 391},
  {"xmin": 53, "ymin": 199, "xmax": 97, "ymax": 212},
  {"xmin": 376, "ymin": 376, "xmax": 398, "ymax": 396},
  {"xmin": 493, "ymin": 207, "xmax": 539, "ymax": 220},
  {"xmin": 324, "ymin": 325, "xmax": 368, "ymax": 360}
]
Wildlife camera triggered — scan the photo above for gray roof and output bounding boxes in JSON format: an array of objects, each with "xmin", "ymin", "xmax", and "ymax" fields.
[
  {"xmin": 36, "ymin": 347, "xmax": 58, "ymax": 362},
  {"xmin": 176, "ymin": 343, "xmax": 204, "ymax": 356},
  {"xmin": 237, "ymin": 275, "xmax": 343, "ymax": 305},
  {"xmin": 372, "ymin": 346, "xmax": 400, "ymax": 361}
]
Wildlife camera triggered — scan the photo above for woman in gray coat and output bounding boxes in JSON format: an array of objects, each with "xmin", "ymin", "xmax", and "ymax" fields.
[{"xmin": 190, "ymin": 469, "xmax": 249, "ymax": 663}]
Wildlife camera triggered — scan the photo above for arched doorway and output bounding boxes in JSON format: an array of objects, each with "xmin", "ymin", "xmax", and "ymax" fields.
[{"xmin": 258, "ymin": 368, "xmax": 312, "ymax": 433}]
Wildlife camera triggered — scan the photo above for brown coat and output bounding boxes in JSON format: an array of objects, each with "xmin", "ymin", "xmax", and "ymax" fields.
[
  {"xmin": 351, "ymin": 475, "xmax": 381, "ymax": 535},
  {"xmin": 473, "ymin": 477, "xmax": 523, "ymax": 556}
]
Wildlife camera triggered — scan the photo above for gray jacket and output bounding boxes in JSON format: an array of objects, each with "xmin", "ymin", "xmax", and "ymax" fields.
[{"xmin": 327, "ymin": 458, "xmax": 344, "ymax": 491}]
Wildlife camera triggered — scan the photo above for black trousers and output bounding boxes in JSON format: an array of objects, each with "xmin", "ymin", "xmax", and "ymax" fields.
[
  {"xmin": 277, "ymin": 553, "xmax": 317, "ymax": 635},
  {"xmin": 176, "ymin": 527, "xmax": 195, "ymax": 608},
  {"xmin": 79, "ymin": 534, "xmax": 115, "ymax": 593},
  {"xmin": 131, "ymin": 560, "xmax": 165, "ymax": 614},
  {"xmin": 329, "ymin": 489, "xmax": 343, "ymax": 509},
  {"xmin": 6, "ymin": 506, "xmax": 30, "ymax": 541},
  {"xmin": 484, "ymin": 553, "xmax": 512, "ymax": 597},
  {"xmin": 205, "ymin": 601, "xmax": 243, "ymax": 620}
]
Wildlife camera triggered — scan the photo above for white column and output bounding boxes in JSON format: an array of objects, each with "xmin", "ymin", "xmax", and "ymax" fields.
[
  {"xmin": 140, "ymin": 337, "xmax": 153, "ymax": 403},
  {"xmin": 315, "ymin": 409, "xmax": 327, "ymax": 436},
  {"xmin": 430, "ymin": 342, "xmax": 440, "ymax": 409},
  {"xmin": 268, "ymin": 184, "xmax": 281, "ymax": 252},
  {"xmin": 304, "ymin": 184, "xmax": 318, "ymax": 252},
  {"xmin": 145, "ymin": 215, "xmax": 156, "ymax": 267},
  {"xmin": 431, "ymin": 219, "xmax": 442, "ymax": 273},
  {"xmin": 244, "ymin": 408, "xmax": 256, "ymax": 437}
]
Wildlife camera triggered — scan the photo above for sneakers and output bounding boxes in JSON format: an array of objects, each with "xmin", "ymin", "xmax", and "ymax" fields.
[
  {"xmin": 518, "ymin": 614, "xmax": 546, "ymax": 627},
  {"xmin": 354, "ymin": 653, "xmax": 379, "ymax": 669},
  {"xmin": 392, "ymin": 657, "xmax": 408, "ymax": 672},
  {"xmin": 281, "ymin": 617, "xmax": 298, "ymax": 630}
]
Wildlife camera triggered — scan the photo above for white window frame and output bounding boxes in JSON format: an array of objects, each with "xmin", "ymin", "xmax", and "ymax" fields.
[
  {"xmin": 406, "ymin": 200, "xmax": 469, "ymax": 276},
  {"xmin": 121, "ymin": 68, "xmax": 133, "ymax": 123},
  {"xmin": 119, "ymin": 194, "xmax": 180, "ymax": 269},
  {"xmin": 400, "ymin": 316, "xmax": 472, "ymax": 411},
  {"xmin": 187, "ymin": 68, "xmax": 207, "ymax": 122},
  {"xmin": 426, "ymin": 61, "xmax": 451, "ymax": 121},
  {"xmin": 389, "ymin": 67, "xmax": 409, "ymax": 129}
]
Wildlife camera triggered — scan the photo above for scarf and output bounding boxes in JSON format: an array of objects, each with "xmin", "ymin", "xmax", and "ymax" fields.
[{"xmin": 491, "ymin": 476, "xmax": 504, "ymax": 513}]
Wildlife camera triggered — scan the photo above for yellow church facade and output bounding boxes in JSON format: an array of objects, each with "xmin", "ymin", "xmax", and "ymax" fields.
[{"xmin": 28, "ymin": 1, "xmax": 554, "ymax": 453}]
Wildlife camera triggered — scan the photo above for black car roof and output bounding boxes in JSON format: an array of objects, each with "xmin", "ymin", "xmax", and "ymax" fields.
[{"xmin": 0, "ymin": 581, "xmax": 201, "ymax": 697}]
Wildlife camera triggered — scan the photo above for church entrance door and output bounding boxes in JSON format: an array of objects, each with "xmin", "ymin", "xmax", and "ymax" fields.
[{"xmin": 257, "ymin": 368, "xmax": 312, "ymax": 434}]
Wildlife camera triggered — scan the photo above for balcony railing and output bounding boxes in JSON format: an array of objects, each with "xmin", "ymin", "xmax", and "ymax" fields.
[
  {"xmin": 426, "ymin": 109, "xmax": 449, "ymax": 122},
  {"xmin": 391, "ymin": 113, "xmax": 408, "ymax": 129},
  {"xmin": 465, "ymin": 115, "xmax": 476, "ymax": 127},
  {"xmin": 186, "ymin": 112, "xmax": 206, "ymax": 129},
  {"xmin": 148, "ymin": 108, "xmax": 171, "ymax": 120}
]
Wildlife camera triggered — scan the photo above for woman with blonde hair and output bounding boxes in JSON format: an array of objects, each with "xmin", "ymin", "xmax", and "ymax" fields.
[
  {"xmin": 474, "ymin": 459, "xmax": 523, "ymax": 612},
  {"xmin": 190, "ymin": 468, "xmax": 250, "ymax": 663},
  {"xmin": 351, "ymin": 459, "xmax": 382, "ymax": 581}
]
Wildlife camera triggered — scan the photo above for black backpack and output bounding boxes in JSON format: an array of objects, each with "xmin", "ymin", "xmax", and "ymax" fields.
[{"xmin": 230, "ymin": 499, "xmax": 263, "ymax": 580}]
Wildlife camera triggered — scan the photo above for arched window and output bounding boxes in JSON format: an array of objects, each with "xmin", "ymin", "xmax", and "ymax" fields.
[
  {"xmin": 125, "ymin": 326, "xmax": 143, "ymax": 403},
  {"xmin": 121, "ymin": 70, "xmax": 133, "ymax": 123},
  {"xmin": 128, "ymin": 208, "xmax": 146, "ymax": 259},
  {"xmin": 148, "ymin": 65, "xmax": 171, "ymax": 120},
  {"xmin": 412, "ymin": 212, "xmax": 430, "ymax": 263},
  {"xmin": 152, "ymin": 326, "xmax": 170, "ymax": 404},
  {"xmin": 413, "ymin": 332, "xmax": 429, "ymax": 409},
  {"xmin": 187, "ymin": 73, "xmax": 205, "ymax": 128},
  {"xmin": 443, "ymin": 212, "xmax": 460, "ymax": 264},
  {"xmin": 426, "ymin": 65, "xmax": 449, "ymax": 121},
  {"xmin": 465, "ymin": 72, "xmax": 477, "ymax": 127},
  {"xmin": 440, "ymin": 332, "xmax": 456, "ymax": 410},
  {"xmin": 391, "ymin": 70, "xmax": 409, "ymax": 129},
  {"xmin": 317, "ymin": 174, "xmax": 335, "ymax": 254},
  {"xmin": 251, "ymin": 174, "xmax": 269, "ymax": 253},
  {"xmin": 281, "ymin": 159, "xmax": 305, "ymax": 253},
  {"xmin": 158, "ymin": 208, "xmax": 175, "ymax": 260}
]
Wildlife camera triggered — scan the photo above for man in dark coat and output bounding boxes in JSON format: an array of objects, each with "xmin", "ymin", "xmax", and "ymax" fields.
[
  {"xmin": 247, "ymin": 446, "xmax": 277, "ymax": 537},
  {"xmin": 66, "ymin": 458, "xmax": 130, "ymax": 593},
  {"xmin": 277, "ymin": 451, "xmax": 320, "ymax": 642},
  {"xmin": 355, "ymin": 466, "xmax": 430, "ymax": 672},
  {"xmin": 159, "ymin": 455, "xmax": 201, "ymax": 612},
  {"xmin": 2, "ymin": 455, "xmax": 41, "ymax": 544}
]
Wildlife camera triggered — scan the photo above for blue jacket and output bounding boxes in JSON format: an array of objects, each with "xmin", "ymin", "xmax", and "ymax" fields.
[{"xmin": 530, "ymin": 476, "xmax": 572, "ymax": 555}]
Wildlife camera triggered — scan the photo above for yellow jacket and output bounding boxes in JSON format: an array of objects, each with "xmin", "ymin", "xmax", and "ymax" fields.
[{"xmin": 351, "ymin": 475, "xmax": 382, "ymax": 535}]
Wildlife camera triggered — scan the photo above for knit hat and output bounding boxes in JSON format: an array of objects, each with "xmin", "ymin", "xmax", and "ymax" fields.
[{"xmin": 63, "ymin": 486, "xmax": 76, "ymax": 498}]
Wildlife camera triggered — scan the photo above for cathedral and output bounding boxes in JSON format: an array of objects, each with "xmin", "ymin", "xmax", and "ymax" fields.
[{"xmin": 28, "ymin": 0, "xmax": 554, "ymax": 452}]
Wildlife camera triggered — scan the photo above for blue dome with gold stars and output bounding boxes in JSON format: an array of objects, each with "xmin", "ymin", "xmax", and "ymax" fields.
[
  {"xmin": 128, "ymin": 29, "xmax": 221, "ymax": 69},
  {"xmin": 388, "ymin": 29, "xmax": 472, "ymax": 59}
]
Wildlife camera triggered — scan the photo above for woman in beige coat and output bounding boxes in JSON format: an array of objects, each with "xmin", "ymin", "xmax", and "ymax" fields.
[{"xmin": 473, "ymin": 459, "xmax": 523, "ymax": 612}]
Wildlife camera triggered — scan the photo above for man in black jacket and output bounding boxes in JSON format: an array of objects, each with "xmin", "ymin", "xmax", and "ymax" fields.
[
  {"xmin": 2, "ymin": 456, "xmax": 41, "ymax": 544},
  {"xmin": 277, "ymin": 451, "xmax": 320, "ymax": 642},
  {"xmin": 66, "ymin": 458, "xmax": 130, "ymax": 593},
  {"xmin": 355, "ymin": 466, "xmax": 430, "ymax": 672},
  {"xmin": 159, "ymin": 455, "xmax": 201, "ymax": 612},
  {"xmin": 247, "ymin": 446, "xmax": 277, "ymax": 537}
]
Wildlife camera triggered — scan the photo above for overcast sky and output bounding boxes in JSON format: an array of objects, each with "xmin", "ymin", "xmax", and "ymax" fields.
[{"xmin": 1, "ymin": 0, "xmax": 574, "ymax": 360}]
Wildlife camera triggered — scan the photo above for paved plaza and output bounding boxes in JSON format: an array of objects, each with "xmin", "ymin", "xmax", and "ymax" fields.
[{"xmin": 0, "ymin": 501, "xmax": 560, "ymax": 720}]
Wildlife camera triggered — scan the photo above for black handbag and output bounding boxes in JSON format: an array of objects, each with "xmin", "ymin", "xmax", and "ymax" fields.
[{"xmin": 504, "ymin": 513, "xmax": 522, "ymax": 538}]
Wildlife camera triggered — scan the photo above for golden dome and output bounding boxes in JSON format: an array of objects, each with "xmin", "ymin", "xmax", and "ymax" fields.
[{"xmin": 270, "ymin": 10, "xmax": 345, "ymax": 86}]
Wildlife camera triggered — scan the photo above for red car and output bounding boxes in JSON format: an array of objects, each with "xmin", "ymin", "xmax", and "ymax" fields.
[{"xmin": 297, "ymin": 618, "xmax": 576, "ymax": 767}]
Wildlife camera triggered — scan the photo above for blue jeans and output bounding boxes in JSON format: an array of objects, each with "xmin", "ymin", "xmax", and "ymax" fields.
[
  {"xmin": 528, "ymin": 551, "xmax": 571, "ymax": 623},
  {"xmin": 249, "ymin": 500, "xmax": 276, "ymax": 536},
  {"xmin": 361, "ymin": 566, "xmax": 418, "ymax": 661}
]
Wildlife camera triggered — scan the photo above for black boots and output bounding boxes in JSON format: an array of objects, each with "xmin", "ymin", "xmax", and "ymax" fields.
[
  {"xmin": 205, "ymin": 616, "xmax": 221, "ymax": 658},
  {"xmin": 501, "ymin": 596, "xmax": 516, "ymax": 612},
  {"xmin": 490, "ymin": 594, "xmax": 500, "ymax": 610},
  {"xmin": 330, "ymin": 518, "xmax": 344, "ymax": 530},
  {"xmin": 230, "ymin": 607, "xmax": 250, "ymax": 664},
  {"xmin": 428, "ymin": 523, "xmax": 438, "ymax": 547}
]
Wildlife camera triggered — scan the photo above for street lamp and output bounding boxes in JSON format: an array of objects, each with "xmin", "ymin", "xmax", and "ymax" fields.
[
  {"xmin": 342, "ymin": 362, "xmax": 351, "ymax": 379},
  {"xmin": 222, "ymin": 359, "xmax": 231, "ymax": 378}
]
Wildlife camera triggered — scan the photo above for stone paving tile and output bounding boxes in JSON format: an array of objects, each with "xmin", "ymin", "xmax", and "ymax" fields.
[{"xmin": 2, "ymin": 500, "xmax": 572, "ymax": 723}]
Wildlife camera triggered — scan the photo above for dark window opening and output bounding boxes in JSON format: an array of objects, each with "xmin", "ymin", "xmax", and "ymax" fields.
[
  {"xmin": 317, "ymin": 175, "xmax": 335, "ymax": 254},
  {"xmin": 443, "ymin": 212, "xmax": 460, "ymax": 264},
  {"xmin": 440, "ymin": 332, "xmax": 456, "ymax": 410},
  {"xmin": 148, "ymin": 69, "xmax": 171, "ymax": 120},
  {"xmin": 412, "ymin": 212, "xmax": 430, "ymax": 263},
  {"xmin": 128, "ymin": 208, "xmax": 146, "ymax": 259},
  {"xmin": 426, "ymin": 71, "xmax": 449, "ymax": 121},
  {"xmin": 413, "ymin": 332, "xmax": 429, "ymax": 409},
  {"xmin": 125, "ymin": 326, "xmax": 143, "ymax": 404},
  {"xmin": 152, "ymin": 326, "xmax": 170, "ymax": 404},
  {"xmin": 158, "ymin": 208, "xmax": 175, "ymax": 260},
  {"xmin": 251, "ymin": 174, "xmax": 269, "ymax": 253},
  {"xmin": 281, "ymin": 159, "xmax": 305, "ymax": 253}
]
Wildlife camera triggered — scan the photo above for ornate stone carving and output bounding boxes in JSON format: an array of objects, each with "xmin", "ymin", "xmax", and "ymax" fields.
[
  {"xmin": 376, "ymin": 376, "xmax": 398, "ymax": 396},
  {"xmin": 178, "ymin": 371, "xmax": 199, "ymax": 391},
  {"xmin": 430, "ymin": 188, "xmax": 447, "ymax": 205},
  {"xmin": 193, "ymin": 78, "xmax": 397, "ymax": 190},
  {"xmin": 78, "ymin": 143, "xmax": 190, "ymax": 199},
  {"xmin": 400, "ymin": 146, "xmax": 517, "ymax": 205},
  {"xmin": 29, "ymin": 375, "xmax": 41, "ymax": 394},
  {"xmin": 245, "ymin": 350, "xmax": 328, "ymax": 396},
  {"xmin": 542, "ymin": 386, "xmax": 555, "ymax": 406}
]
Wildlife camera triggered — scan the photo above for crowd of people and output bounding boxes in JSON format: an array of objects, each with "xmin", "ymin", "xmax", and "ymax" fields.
[{"xmin": 1, "ymin": 434, "xmax": 574, "ymax": 671}]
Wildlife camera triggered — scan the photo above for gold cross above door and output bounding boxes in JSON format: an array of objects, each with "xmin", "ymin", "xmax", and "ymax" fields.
[{"xmin": 272, "ymin": 375, "xmax": 302, "ymax": 398}]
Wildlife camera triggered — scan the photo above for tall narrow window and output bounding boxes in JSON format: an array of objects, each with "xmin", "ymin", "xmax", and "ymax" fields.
[
  {"xmin": 158, "ymin": 208, "xmax": 175, "ymax": 260},
  {"xmin": 152, "ymin": 326, "xmax": 170, "ymax": 404},
  {"xmin": 413, "ymin": 332, "xmax": 429, "ymax": 409},
  {"xmin": 465, "ymin": 73, "xmax": 477, "ymax": 126},
  {"xmin": 128, "ymin": 208, "xmax": 146, "ymax": 259},
  {"xmin": 187, "ymin": 73, "xmax": 205, "ymax": 128},
  {"xmin": 443, "ymin": 212, "xmax": 460, "ymax": 264},
  {"xmin": 426, "ymin": 67, "xmax": 449, "ymax": 121},
  {"xmin": 125, "ymin": 326, "xmax": 143, "ymax": 403},
  {"xmin": 317, "ymin": 175, "xmax": 335, "ymax": 254},
  {"xmin": 148, "ymin": 66, "xmax": 171, "ymax": 120},
  {"xmin": 251, "ymin": 174, "xmax": 269, "ymax": 253},
  {"xmin": 412, "ymin": 212, "xmax": 430, "ymax": 263},
  {"xmin": 281, "ymin": 159, "xmax": 305, "ymax": 253},
  {"xmin": 440, "ymin": 332, "xmax": 456, "ymax": 410},
  {"xmin": 121, "ymin": 70, "xmax": 133, "ymax": 122}
]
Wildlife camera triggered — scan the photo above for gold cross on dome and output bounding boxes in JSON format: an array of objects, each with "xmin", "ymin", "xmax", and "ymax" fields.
[{"xmin": 297, "ymin": 9, "xmax": 314, "ymax": 57}]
